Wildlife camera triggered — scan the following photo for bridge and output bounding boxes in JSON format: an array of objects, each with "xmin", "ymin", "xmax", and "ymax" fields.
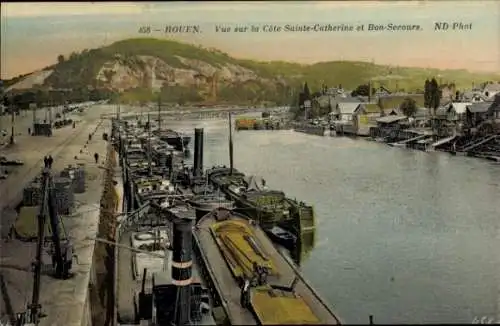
[{"xmin": 100, "ymin": 105, "xmax": 290, "ymax": 121}]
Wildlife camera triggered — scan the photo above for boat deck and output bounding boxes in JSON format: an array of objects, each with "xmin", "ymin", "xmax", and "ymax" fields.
[
  {"xmin": 116, "ymin": 227, "xmax": 210, "ymax": 325},
  {"xmin": 193, "ymin": 211, "xmax": 340, "ymax": 325}
]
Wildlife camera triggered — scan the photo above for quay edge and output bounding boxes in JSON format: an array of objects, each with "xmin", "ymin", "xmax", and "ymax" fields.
[{"xmin": 0, "ymin": 104, "xmax": 114, "ymax": 326}]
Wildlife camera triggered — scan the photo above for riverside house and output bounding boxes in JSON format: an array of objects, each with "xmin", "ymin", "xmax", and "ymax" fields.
[
  {"xmin": 435, "ymin": 102, "xmax": 472, "ymax": 122},
  {"xmin": 465, "ymin": 102, "xmax": 492, "ymax": 127},
  {"xmin": 330, "ymin": 99, "xmax": 370, "ymax": 136},
  {"xmin": 487, "ymin": 93, "xmax": 500, "ymax": 119},
  {"xmin": 483, "ymin": 83, "xmax": 500, "ymax": 99}
]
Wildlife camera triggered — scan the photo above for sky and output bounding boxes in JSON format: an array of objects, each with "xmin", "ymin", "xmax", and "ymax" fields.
[{"xmin": 1, "ymin": 1, "xmax": 499, "ymax": 79}]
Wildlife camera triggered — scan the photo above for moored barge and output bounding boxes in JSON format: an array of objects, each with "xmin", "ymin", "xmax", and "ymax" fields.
[{"xmin": 193, "ymin": 207, "xmax": 340, "ymax": 325}]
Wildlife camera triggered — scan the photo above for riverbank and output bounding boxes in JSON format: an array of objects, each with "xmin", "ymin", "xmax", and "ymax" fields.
[
  {"xmin": 235, "ymin": 117, "xmax": 292, "ymax": 131},
  {"xmin": 290, "ymin": 122, "xmax": 500, "ymax": 162}
]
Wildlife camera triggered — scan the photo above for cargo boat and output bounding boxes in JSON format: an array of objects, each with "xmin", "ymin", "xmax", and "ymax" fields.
[
  {"xmin": 154, "ymin": 129, "xmax": 191, "ymax": 151},
  {"xmin": 192, "ymin": 207, "xmax": 341, "ymax": 325},
  {"xmin": 115, "ymin": 199, "xmax": 215, "ymax": 325},
  {"xmin": 264, "ymin": 225, "xmax": 298, "ymax": 249},
  {"xmin": 188, "ymin": 193, "xmax": 235, "ymax": 220},
  {"xmin": 114, "ymin": 120, "xmax": 215, "ymax": 325},
  {"xmin": 206, "ymin": 167, "xmax": 315, "ymax": 257}
]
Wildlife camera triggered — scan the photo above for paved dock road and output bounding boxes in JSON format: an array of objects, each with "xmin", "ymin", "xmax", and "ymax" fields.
[{"xmin": 0, "ymin": 105, "xmax": 115, "ymax": 326}]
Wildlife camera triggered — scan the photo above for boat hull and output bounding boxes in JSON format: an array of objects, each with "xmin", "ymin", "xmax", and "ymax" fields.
[
  {"xmin": 155, "ymin": 129, "xmax": 191, "ymax": 150},
  {"xmin": 188, "ymin": 198, "xmax": 235, "ymax": 220},
  {"xmin": 264, "ymin": 227, "xmax": 297, "ymax": 249},
  {"xmin": 160, "ymin": 136, "xmax": 191, "ymax": 150}
]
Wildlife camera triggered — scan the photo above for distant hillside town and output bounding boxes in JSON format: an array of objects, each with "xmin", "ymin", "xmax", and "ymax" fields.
[{"xmin": 293, "ymin": 79, "xmax": 500, "ymax": 138}]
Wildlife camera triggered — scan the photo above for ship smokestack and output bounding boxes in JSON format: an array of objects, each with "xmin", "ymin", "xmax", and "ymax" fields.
[
  {"xmin": 171, "ymin": 215, "xmax": 195, "ymax": 325},
  {"xmin": 193, "ymin": 128, "xmax": 204, "ymax": 177}
]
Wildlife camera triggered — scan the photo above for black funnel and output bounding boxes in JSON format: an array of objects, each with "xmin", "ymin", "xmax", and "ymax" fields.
[
  {"xmin": 193, "ymin": 128, "xmax": 204, "ymax": 177},
  {"xmin": 171, "ymin": 216, "xmax": 195, "ymax": 325}
]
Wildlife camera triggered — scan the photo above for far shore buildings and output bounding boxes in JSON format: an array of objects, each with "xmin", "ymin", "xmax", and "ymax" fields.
[
  {"xmin": 313, "ymin": 92, "xmax": 425, "ymax": 135},
  {"xmin": 311, "ymin": 82, "xmax": 500, "ymax": 136},
  {"xmin": 433, "ymin": 93, "xmax": 500, "ymax": 135}
]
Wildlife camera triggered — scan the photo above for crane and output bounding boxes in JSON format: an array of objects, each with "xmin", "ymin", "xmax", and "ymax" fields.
[{"xmin": 14, "ymin": 167, "xmax": 75, "ymax": 325}]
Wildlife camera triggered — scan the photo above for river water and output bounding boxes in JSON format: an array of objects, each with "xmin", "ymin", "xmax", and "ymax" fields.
[{"xmin": 168, "ymin": 117, "xmax": 500, "ymax": 324}]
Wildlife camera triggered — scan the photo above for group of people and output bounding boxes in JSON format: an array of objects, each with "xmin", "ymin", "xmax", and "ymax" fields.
[
  {"xmin": 40, "ymin": 131, "xmax": 100, "ymax": 170},
  {"xmin": 44, "ymin": 155, "xmax": 54, "ymax": 168}
]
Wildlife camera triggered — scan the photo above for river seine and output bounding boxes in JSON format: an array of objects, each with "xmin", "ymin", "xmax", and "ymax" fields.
[{"xmin": 170, "ymin": 117, "xmax": 500, "ymax": 324}]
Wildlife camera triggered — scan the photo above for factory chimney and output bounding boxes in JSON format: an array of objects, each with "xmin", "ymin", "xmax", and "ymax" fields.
[
  {"xmin": 193, "ymin": 128, "xmax": 204, "ymax": 178},
  {"xmin": 171, "ymin": 215, "xmax": 195, "ymax": 325}
]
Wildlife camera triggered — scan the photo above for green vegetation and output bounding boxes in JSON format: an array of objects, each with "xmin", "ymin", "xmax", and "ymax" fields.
[
  {"xmin": 3, "ymin": 88, "xmax": 113, "ymax": 111},
  {"xmin": 118, "ymin": 87, "xmax": 155, "ymax": 104},
  {"xmin": 399, "ymin": 97, "xmax": 418, "ymax": 117},
  {"xmin": 3, "ymin": 37, "xmax": 499, "ymax": 106},
  {"xmin": 43, "ymin": 48, "xmax": 114, "ymax": 89},
  {"xmin": 424, "ymin": 78, "xmax": 441, "ymax": 115},
  {"xmin": 381, "ymin": 94, "xmax": 424, "ymax": 109}
]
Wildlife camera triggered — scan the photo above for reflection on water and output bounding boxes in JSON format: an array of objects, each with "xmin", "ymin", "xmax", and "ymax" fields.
[{"xmin": 167, "ymin": 118, "xmax": 500, "ymax": 324}]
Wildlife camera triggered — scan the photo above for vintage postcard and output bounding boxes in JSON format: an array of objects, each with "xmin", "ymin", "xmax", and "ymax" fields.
[{"xmin": 1, "ymin": 2, "xmax": 499, "ymax": 326}]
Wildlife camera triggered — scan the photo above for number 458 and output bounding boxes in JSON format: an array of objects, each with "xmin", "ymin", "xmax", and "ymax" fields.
[
  {"xmin": 138, "ymin": 26, "xmax": 151, "ymax": 34},
  {"xmin": 472, "ymin": 316, "xmax": 495, "ymax": 324}
]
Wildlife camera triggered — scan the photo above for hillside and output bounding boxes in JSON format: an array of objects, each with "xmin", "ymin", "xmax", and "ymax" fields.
[{"xmin": 4, "ymin": 37, "xmax": 500, "ymax": 104}]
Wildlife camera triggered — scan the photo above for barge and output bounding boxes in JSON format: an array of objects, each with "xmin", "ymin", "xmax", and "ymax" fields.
[
  {"xmin": 206, "ymin": 167, "xmax": 316, "ymax": 260},
  {"xmin": 116, "ymin": 202, "xmax": 215, "ymax": 325},
  {"xmin": 114, "ymin": 120, "xmax": 215, "ymax": 325},
  {"xmin": 153, "ymin": 129, "xmax": 191, "ymax": 151},
  {"xmin": 193, "ymin": 207, "xmax": 340, "ymax": 325}
]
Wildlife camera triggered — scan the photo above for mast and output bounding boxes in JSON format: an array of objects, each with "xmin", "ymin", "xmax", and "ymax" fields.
[
  {"xmin": 228, "ymin": 112, "xmax": 234, "ymax": 175},
  {"xmin": 147, "ymin": 113, "xmax": 152, "ymax": 176},
  {"xmin": 117, "ymin": 105, "xmax": 122, "ymax": 155},
  {"xmin": 49, "ymin": 101, "xmax": 53, "ymax": 125},
  {"xmin": 368, "ymin": 79, "xmax": 372, "ymax": 102},
  {"xmin": 157, "ymin": 94, "xmax": 161, "ymax": 132},
  {"xmin": 10, "ymin": 96, "xmax": 15, "ymax": 145}
]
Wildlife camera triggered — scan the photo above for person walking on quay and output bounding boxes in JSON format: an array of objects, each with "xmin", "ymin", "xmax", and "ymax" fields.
[
  {"xmin": 43, "ymin": 156, "xmax": 48, "ymax": 168},
  {"xmin": 47, "ymin": 155, "xmax": 53, "ymax": 168},
  {"xmin": 94, "ymin": 152, "xmax": 99, "ymax": 164},
  {"xmin": 3, "ymin": 226, "xmax": 14, "ymax": 242}
]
